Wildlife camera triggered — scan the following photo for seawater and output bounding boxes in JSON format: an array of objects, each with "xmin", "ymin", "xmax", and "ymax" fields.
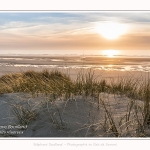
[{"xmin": 0, "ymin": 55, "xmax": 150, "ymax": 72}]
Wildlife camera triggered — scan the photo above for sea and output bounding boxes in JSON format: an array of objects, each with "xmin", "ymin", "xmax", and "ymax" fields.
[{"xmin": 0, "ymin": 50, "xmax": 150, "ymax": 79}]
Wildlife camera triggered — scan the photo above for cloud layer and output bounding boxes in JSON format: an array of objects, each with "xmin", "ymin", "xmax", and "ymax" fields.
[{"xmin": 0, "ymin": 12, "xmax": 150, "ymax": 51}]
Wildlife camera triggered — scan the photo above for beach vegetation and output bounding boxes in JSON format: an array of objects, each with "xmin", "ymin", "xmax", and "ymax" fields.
[{"xmin": 0, "ymin": 69, "xmax": 150, "ymax": 137}]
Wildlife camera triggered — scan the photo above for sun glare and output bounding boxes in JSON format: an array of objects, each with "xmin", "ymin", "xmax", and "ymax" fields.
[
  {"xmin": 95, "ymin": 22, "xmax": 127, "ymax": 40},
  {"xmin": 102, "ymin": 50, "xmax": 119, "ymax": 57}
]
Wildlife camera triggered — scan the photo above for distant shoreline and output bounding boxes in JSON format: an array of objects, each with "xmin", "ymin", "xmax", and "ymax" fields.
[{"xmin": 0, "ymin": 55, "xmax": 150, "ymax": 74}]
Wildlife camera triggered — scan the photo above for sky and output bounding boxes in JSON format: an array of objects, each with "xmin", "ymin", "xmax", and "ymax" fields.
[{"xmin": 0, "ymin": 11, "xmax": 150, "ymax": 56}]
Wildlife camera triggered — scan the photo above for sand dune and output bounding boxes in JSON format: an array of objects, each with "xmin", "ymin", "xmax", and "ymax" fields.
[{"xmin": 0, "ymin": 92, "xmax": 149, "ymax": 137}]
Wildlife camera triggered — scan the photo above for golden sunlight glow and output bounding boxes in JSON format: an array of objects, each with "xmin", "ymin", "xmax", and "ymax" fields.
[
  {"xmin": 102, "ymin": 50, "xmax": 119, "ymax": 57},
  {"xmin": 95, "ymin": 22, "xmax": 127, "ymax": 40}
]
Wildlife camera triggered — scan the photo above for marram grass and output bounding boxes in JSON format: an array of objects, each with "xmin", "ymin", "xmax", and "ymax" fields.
[{"xmin": 0, "ymin": 69, "xmax": 150, "ymax": 102}]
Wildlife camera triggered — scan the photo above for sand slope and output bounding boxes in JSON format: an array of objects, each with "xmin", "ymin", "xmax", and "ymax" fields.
[{"xmin": 0, "ymin": 93, "xmax": 149, "ymax": 137}]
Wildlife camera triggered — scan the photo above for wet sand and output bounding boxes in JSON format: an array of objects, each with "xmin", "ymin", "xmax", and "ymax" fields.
[{"xmin": 0, "ymin": 55, "xmax": 150, "ymax": 79}]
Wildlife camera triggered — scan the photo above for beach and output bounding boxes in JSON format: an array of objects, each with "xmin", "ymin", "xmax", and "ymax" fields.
[
  {"xmin": 0, "ymin": 54, "xmax": 150, "ymax": 137},
  {"xmin": 0, "ymin": 55, "xmax": 149, "ymax": 78},
  {"xmin": 1, "ymin": 11, "xmax": 150, "ymax": 150}
]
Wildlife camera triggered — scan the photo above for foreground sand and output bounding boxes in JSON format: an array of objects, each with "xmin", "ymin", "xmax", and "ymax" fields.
[{"xmin": 0, "ymin": 92, "xmax": 149, "ymax": 137}]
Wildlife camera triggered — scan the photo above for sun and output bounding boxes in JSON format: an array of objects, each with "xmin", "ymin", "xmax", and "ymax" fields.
[
  {"xmin": 102, "ymin": 50, "xmax": 119, "ymax": 57},
  {"xmin": 95, "ymin": 21, "xmax": 127, "ymax": 40}
]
